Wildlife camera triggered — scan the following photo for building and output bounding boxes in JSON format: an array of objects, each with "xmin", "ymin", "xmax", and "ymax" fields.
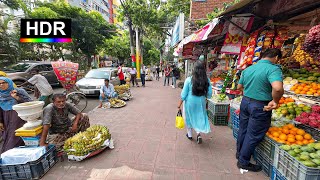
[{"xmin": 190, "ymin": 0, "xmax": 235, "ymax": 21}]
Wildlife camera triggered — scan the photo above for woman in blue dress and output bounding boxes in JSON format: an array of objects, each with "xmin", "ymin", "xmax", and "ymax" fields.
[{"xmin": 178, "ymin": 61, "xmax": 213, "ymax": 144}]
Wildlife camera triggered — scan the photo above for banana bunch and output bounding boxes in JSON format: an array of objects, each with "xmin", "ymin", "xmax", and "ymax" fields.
[
  {"xmin": 63, "ymin": 125, "xmax": 111, "ymax": 156},
  {"xmin": 114, "ymin": 84, "xmax": 130, "ymax": 94},
  {"xmin": 109, "ymin": 98, "xmax": 126, "ymax": 108},
  {"xmin": 293, "ymin": 35, "xmax": 314, "ymax": 66}
]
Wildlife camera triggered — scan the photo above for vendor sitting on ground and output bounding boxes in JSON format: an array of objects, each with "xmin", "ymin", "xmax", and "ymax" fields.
[
  {"xmin": 98, "ymin": 79, "xmax": 117, "ymax": 108},
  {"xmin": 39, "ymin": 93, "xmax": 90, "ymax": 151}
]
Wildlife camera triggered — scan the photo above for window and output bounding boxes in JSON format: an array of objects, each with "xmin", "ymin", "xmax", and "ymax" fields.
[
  {"xmin": 43, "ymin": 64, "xmax": 53, "ymax": 71},
  {"xmin": 111, "ymin": 70, "xmax": 117, "ymax": 78}
]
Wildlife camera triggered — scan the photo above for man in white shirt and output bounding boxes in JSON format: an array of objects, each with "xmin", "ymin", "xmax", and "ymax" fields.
[
  {"xmin": 98, "ymin": 79, "xmax": 117, "ymax": 108},
  {"xmin": 129, "ymin": 66, "xmax": 139, "ymax": 87},
  {"xmin": 21, "ymin": 69, "xmax": 53, "ymax": 106},
  {"xmin": 140, "ymin": 64, "xmax": 146, "ymax": 87}
]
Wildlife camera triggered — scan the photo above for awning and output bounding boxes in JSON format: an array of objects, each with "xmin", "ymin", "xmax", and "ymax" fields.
[
  {"xmin": 219, "ymin": 0, "xmax": 258, "ymax": 16},
  {"xmin": 173, "ymin": 18, "xmax": 220, "ymax": 56}
]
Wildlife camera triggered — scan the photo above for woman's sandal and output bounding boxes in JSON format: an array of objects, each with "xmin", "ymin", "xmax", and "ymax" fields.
[
  {"xmin": 186, "ymin": 134, "xmax": 192, "ymax": 140},
  {"xmin": 197, "ymin": 134, "xmax": 202, "ymax": 144}
]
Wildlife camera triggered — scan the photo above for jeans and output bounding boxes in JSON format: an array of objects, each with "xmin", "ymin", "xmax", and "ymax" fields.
[
  {"xmin": 130, "ymin": 74, "xmax": 138, "ymax": 86},
  {"xmin": 141, "ymin": 74, "xmax": 145, "ymax": 86},
  {"xmin": 172, "ymin": 76, "xmax": 177, "ymax": 88},
  {"xmin": 156, "ymin": 72, "xmax": 160, "ymax": 81},
  {"xmin": 237, "ymin": 96, "xmax": 272, "ymax": 166},
  {"xmin": 120, "ymin": 80, "xmax": 126, "ymax": 85},
  {"xmin": 99, "ymin": 92, "xmax": 118, "ymax": 102},
  {"xmin": 164, "ymin": 76, "xmax": 170, "ymax": 86}
]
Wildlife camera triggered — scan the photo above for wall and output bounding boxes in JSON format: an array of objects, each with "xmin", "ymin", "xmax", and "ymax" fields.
[{"xmin": 190, "ymin": 0, "xmax": 234, "ymax": 20}]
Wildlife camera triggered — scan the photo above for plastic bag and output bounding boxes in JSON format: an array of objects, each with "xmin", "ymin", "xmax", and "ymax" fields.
[
  {"xmin": 1, "ymin": 146, "xmax": 46, "ymax": 165},
  {"xmin": 176, "ymin": 110, "xmax": 185, "ymax": 129}
]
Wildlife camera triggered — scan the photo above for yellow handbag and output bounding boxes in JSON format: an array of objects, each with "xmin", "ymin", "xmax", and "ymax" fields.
[{"xmin": 175, "ymin": 110, "xmax": 185, "ymax": 129}]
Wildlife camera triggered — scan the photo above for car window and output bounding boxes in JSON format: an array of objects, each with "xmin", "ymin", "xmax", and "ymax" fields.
[
  {"xmin": 31, "ymin": 65, "xmax": 46, "ymax": 72},
  {"xmin": 111, "ymin": 70, "xmax": 117, "ymax": 78},
  {"xmin": 43, "ymin": 64, "xmax": 53, "ymax": 71},
  {"xmin": 85, "ymin": 70, "xmax": 110, "ymax": 79},
  {"xmin": 4, "ymin": 63, "xmax": 31, "ymax": 72}
]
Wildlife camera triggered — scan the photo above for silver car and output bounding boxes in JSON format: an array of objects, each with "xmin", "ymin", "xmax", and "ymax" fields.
[{"xmin": 76, "ymin": 68, "xmax": 122, "ymax": 96}]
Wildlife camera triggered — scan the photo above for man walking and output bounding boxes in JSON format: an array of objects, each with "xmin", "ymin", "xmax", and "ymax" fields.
[
  {"xmin": 20, "ymin": 69, "xmax": 53, "ymax": 106},
  {"xmin": 140, "ymin": 64, "xmax": 146, "ymax": 87},
  {"xmin": 156, "ymin": 65, "xmax": 160, "ymax": 81},
  {"xmin": 129, "ymin": 66, "xmax": 139, "ymax": 87},
  {"xmin": 163, "ymin": 65, "xmax": 171, "ymax": 86},
  {"xmin": 236, "ymin": 48, "xmax": 284, "ymax": 172},
  {"xmin": 117, "ymin": 63, "xmax": 125, "ymax": 85}
]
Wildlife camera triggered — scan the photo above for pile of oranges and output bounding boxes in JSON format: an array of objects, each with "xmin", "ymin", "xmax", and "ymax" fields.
[
  {"xmin": 290, "ymin": 83, "xmax": 320, "ymax": 96},
  {"xmin": 278, "ymin": 97, "xmax": 295, "ymax": 107},
  {"xmin": 266, "ymin": 124, "xmax": 315, "ymax": 145}
]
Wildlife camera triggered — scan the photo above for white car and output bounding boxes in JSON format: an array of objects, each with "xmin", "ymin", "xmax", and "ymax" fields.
[{"xmin": 76, "ymin": 68, "xmax": 119, "ymax": 96}]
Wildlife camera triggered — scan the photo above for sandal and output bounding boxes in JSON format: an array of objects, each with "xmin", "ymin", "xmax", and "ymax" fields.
[
  {"xmin": 197, "ymin": 134, "xmax": 202, "ymax": 144},
  {"xmin": 186, "ymin": 134, "xmax": 192, "ymax": 140}
]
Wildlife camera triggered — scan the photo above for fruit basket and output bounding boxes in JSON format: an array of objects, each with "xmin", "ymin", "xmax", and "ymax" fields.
[
  {"xmin": 255, "ymin": 147, "xmax": 273, "ymax": 177},
  {"xmin": 257, "ymin": 136, "xmax": 279, "ymax": 161},
  {"xmin": 0, "ymin": 145, "xmax": 57, "ymax": 180},
  {"xmin": 109, "ymin": 98, "xmax": 126, "ymax": 108},
  {"xmin": 271, "ymin": 166, "xmax": 287, "ymax": 180}
]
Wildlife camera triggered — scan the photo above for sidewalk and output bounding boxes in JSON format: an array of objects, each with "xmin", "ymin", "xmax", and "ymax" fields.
[{"xmin": 43, "ymin": 78, "xmax": 267, "ymax": 180}]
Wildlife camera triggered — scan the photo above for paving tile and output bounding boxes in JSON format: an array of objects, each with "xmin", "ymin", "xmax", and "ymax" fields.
[
  {"xmin": 153, "ymin": 167, "xmax": 175, "ymax": 180},
  {"xmin": 196, "ymin": 171, "xmax": 224, "ymax": 180},
  {"xmin": 155, "ymin": 151, "xmax": 175, "ymax": 168},
  {"xmin": 128, "ymin": 164, "xmax": 154, "ymax": 180},
  {"xmin": 141, "ymin": 140, "xmax": 160, "ymax": 153},
  {"xmin": 136, "ymin": 151, "xmax": 158, "ymax": 165},
  {"xmin": 106, "ymin": 162, "xmax": 135, "ymax": 180},
  {"xmin": 116, "ymin": 149, "xmax": 139, "ymax": 163},
  {"xmin": 175, "ymin": 153, "xmax": 195, "ymax": 170},
  {"xmin": 174, "ymin": 169, "xmax": 196, "ymax": 180}
]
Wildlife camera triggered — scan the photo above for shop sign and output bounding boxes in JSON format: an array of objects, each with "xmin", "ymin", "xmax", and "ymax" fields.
[{"xmin": 221, "ymin": 16, "xmax": 254, "ymax": 54}]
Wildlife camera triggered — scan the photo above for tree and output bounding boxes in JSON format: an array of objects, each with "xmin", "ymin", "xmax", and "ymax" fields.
[
  {"xmin": 103, "ymin": 32, "xmax": 131, "ymax": 63},
  {"xmin": 1, "ymin": 0, "xmax": 19, "ymax": 9},
  {"xmin": 142, "ymin": 38, "xmax": 160, "ymax": 65}
]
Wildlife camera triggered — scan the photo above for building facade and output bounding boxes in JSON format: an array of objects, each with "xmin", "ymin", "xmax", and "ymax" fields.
[{"xmin": 190, "ymin": 0, "xmax": 234, "ymax": 21}]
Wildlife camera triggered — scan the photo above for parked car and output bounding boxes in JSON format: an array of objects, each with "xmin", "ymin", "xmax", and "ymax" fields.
[
  {"xmin": 4, "ymin": 62, "xmax": 60, "ymax": 87},
  {"xmin": 76, "ymin": 68, "xmax": 123, "ymax": 96}
]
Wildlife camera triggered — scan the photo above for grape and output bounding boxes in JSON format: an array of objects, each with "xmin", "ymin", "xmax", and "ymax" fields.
[{"xmin": 302, "ymin": 24, "xmax": 320, "ymax": 60}]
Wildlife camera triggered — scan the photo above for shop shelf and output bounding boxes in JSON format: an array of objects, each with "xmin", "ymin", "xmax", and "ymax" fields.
[
  {"xmin": 295, "ymin": 124, "xmax": 320, "ymax": 141},
  {"xmin": 271, "ymin": 166, "xmax": 287, "ymax": 180},
  {"xmin": 0, "ymin": 145, "xmax": 58, "ymax": 180},
  {"xmin": 273, "ymin": 146, "xmax": 320, "ymax": 180},
  {"xmin": 255, "ymin": 147, "xmax": 273, "ymax": 177},
  {"xmin": 208, "ymin": 99, "xmax": 229, "ymax": 115},
  {"xmin": 208, "ymin": 111, "xmax": 229, "ymax": 126}
]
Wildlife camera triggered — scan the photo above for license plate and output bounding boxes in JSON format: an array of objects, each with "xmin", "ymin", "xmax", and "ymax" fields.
[{"xmin": 82, "ymin": 90, "xmax": 92, "ymax": 94}]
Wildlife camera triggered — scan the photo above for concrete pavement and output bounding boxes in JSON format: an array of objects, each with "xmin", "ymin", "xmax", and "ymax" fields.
[{"xmin": 43, "ymin": 78, "xmax": 267, "ymax": 180}]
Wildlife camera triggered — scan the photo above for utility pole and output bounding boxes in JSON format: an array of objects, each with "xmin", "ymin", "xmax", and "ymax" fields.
[
  {"xmin": 135, "ymin": 27, "xmax": 141, "ymax": 79},
  {"xmin": 119, "ymin": 0, "xmax": 136, "ymax": 67}
]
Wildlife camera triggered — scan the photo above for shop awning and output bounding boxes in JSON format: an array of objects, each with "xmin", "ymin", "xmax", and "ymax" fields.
[
  {"xmin": 173, "ymin": 18, "xmax": 220, "ymax": 56},
  {"xmin": 219, "ymin": 0, "xmax": 259, "ymax": 16}
]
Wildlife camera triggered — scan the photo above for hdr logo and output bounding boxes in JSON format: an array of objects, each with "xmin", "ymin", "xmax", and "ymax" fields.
[{"xmin": 20, "ymin": 19, "xmax": 72, "ymax": 43}]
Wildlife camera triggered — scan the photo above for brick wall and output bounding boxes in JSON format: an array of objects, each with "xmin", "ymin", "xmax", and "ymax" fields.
[{"xmin": 190, "ymin": 0, "xmax": 235, "ymax": 20}]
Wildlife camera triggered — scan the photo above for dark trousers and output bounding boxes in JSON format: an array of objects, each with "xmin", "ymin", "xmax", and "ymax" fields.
[
  {"xmin": 141, "ymin": 74, "xmax": 145, "ymax": 86},
  {"xmin": 120, "ymin": 80, "xmax": 126, "ymax": 85},
  {"xmin": 237, "ymin": 96, "xmax": 271, "ymax": 166}
]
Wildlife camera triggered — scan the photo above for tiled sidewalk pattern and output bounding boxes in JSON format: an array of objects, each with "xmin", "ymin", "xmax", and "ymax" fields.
[{"xmin": 43, "ymin": 79, "xmax": 267, "ymax": 180}]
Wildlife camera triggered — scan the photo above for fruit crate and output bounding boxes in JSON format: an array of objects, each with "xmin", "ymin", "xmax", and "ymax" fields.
[
  {"xmin": 295, "ymin": 124, "xmax": 320, "ymax": 141},
  {"xmin": 208, "ymin": 99, "xmax": 229, "ymax": 115},
  {"xmin": 228, "ymin": 107, "xmax": 235, "ymax": 129},
  {"xmin": 256, "ymin": 136, "xmax": 279, "ymax": 162},
  {"xmin": 255, "ymin": 147, "xmax": 273, "ymax": 177},
  {"xmin": 0, "ymin": 145, "xmax": 57, "ymax": 180},
  {"xmin": 233, "ymin": 127, "xmax": 239, "ymax": 141},
  {"xmin": 208, "ymin": 111, "xmax": 229, "ymax": 126},
  {"xmin": 273, "ymin": 146, "xmax": 320, "ymax": 180},
  {"xmin": 271, "ymin": 166, "xmax": 287, "ymax": 180},
  {"xmin": 231, "ymin": 110, "xmax": 240, "ymax": 129}
]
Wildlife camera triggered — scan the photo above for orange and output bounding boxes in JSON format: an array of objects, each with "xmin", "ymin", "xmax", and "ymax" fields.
[
  {"xmin": 297, "ymin": 129, "xmax": 306, "ymax": 136},
  {"xmin": 301, "ymin": 83, "xmax": 307, "ymax": 87},
  {"xmin": 287, "ymin": 124, "xmax": 294, "ymax": 129},
  {"xmin": 287, "ymin": 134, "xmax": 295, "ymax": 138},
  {"xmin": 303, "ymin": 139, "xmax": 309, "ymax": 145},
  {"xmin": 307, "ymin": 91, "xmax": 314, "ymax": 95},
  {"xmin": 296, "ymin": 141, "xmax": 304, "ymax": 145},
  {"xmin": 303, "ymin": 87, "xmax": 309, "ymax": 91},
  {"xmin": 291, "ymin": 127, "xmax": 299, "ymax": 132},
  {"xmin": 278, "ymin": 140, "xmax": 286, "ymax": 144},
  {"xmin": 272, "ymin": 132, "xmax": 280, "ymax": 138},
  {"xmin": 285, "ymin": 142, "xmax": 291, "ymax": 145},
  {"xmin": 295, "ymin": 135, "xmax": 303, "ymax": 141},
  {"xmin": 301, "ymin": 91, "xmax": 307, "ymax": 94},
  {"xmin": 295, "ymin": 90, "xmax": 301, "ymax": 94},
  {"xmin": 309, "ymin": 139, "xmax": 315, "ymax": 143},
  {"xmin": 287, "ymin": 137, "xmax": 296, "ymax": 143},
  {"xmin": 304, "ymin": 133, "xmax": 312, "ymax": 140},
  {"xmin": 273, "ymin": 137, "xmax": 280, "ymax": 142},
  {"xmin": 282, "ymin": 129, "xmax": 290, "ymax": 135},
  {"xmin": 279, "ymin": 134, "xmax": 287, "ymax": 141},
  {"xmin": 298, "ymin": 86, "xmax": 304, "ymax": 90},
  {"xmin": 314, "ymin": 93, "xmax": 320, "ymax": 97}
]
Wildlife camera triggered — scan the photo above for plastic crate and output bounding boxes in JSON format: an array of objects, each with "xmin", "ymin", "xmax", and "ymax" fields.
[
  {"xmin": 228, "ymin": 108, "xmax": 235, "ymax": 129},
  {"xmin": 231, "ymin": 111, "xmax": 240, "ymax": 129},
  {"xmin": 0, "ymin": 145, "xmax": 58, "ymax": 180},
  {"xmin": 255, "ymin": 148, "xmax": 273, "ymax": 177},
  {"xmin": 295, "ymin": 124, "xmax": 320, "ymax": 141},
  {"xmin": 271, "ymin": 166, "xmax": 287, "ymax": 180},
  {"xmin": 233, "ymin": 127, "xmax": 239, "ymax": 140},
  {"xmin": 21, "ymin": 136, "xmax": 41, "ymax": 146},
  {"xmin": 256, "ymin": 136, "xmax": 279, "ymax": 162},
  {"xmin": 208, "ymin": 99, "xmax": 229, "ymax": 115},
  {"xmin": 273, "ymin": 146, "xmax": 320, "ymax": 180},
  {"xmin": 208, "ymin": 111, "xmax": 229, "ymax": 126},
  {"xmin": 15, "ymin": 126, "xmax": 42, "ymax": 137}
]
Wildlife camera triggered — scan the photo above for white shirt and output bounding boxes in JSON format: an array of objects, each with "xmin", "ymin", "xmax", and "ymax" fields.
[
  {"xmin": 28, "ymin": 74, "xmax": 53, "ymax": 96},
  {"xmin": 141, "ymin": 66, "xmax": 146, "ymax": 74},
  {"xmin": 129, "ymin": 68, "xmax": 137, "ymax": 75}
]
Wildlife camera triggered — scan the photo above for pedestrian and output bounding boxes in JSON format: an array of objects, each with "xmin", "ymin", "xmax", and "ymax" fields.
[
  {"xmin": 0, "ymin": 71, "xmax": 17, "ymax": 88},
  {"xmin": 0, "ymin": 77, "xmax": 32, "ymax": 153},
  {"xmin": 20, "ymin": 69, "xmax": 53, "ymax": 107},
  {"xmin": 140, "ymin": 64, "xmax": 146, "ymax": 87},
  {"xmin": 236, "ymin": 48, "xmax": 284, "ymax": 172},
  {"xmin": 177, "ymin": 61, "xmax": 212, "ymax": 144},
  {"xmin": 163, "ymin": 65, "xmax": 171, "ymax": 86},
  {"xmin": 117, "ymin": 63, "xmax": 126, "ymax": 85},
  {"xmin": 172, "ymin": 65, "xmax": 180, "ymax": 88},
  {"xmin": 156, "ymin": 65, "xmax": 160, "ymax": 81},
  {"xmin": 129, "ymin": 66, "xmax": 139, "ymax": 87},
  {"xmin": 98, "ymin": 79, "xmax": 118, "ymax": 108},
  {"xmin": 40, "ymin": 93, "xmax": 90, "ymax": 151}
]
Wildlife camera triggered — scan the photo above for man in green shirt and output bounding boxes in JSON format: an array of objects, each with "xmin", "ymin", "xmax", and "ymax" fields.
[{"xmin": 236, "ymin": 48, "xmax": 284, "ymax": 172}]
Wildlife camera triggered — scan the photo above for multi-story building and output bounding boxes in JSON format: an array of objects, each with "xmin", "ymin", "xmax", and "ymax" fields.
[
  {"xmin": 190, "ymin": 0, "xmax": 235, "ymax": 21},
  {"xmin": 112, "ymin": 0, "xmax": 123, "ymax": 28}
]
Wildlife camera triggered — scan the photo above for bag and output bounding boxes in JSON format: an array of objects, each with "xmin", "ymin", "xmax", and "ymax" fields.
[{"xmin": 175, "ymin": 110, "xmax": 185, "ymax": 129}]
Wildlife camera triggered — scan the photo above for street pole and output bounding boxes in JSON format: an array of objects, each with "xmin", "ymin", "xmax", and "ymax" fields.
[{"xmin": 136, "ymin": 27, "xmax": 141, "ymax": 79}]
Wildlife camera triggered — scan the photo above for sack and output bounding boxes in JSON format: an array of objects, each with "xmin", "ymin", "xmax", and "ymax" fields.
[{"xmin": 175, "ymin": 110, "xmax": 185, "ymax": 129}]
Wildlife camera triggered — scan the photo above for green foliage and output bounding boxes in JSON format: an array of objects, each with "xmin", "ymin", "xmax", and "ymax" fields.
[
  {"xmin": 102, "ymin": 31, "xmax": 131, "ymax": 62},
  {"xmin": 0, "ymin": 0, "xmax": 20, "ymax": 9},
  {"xmin": 142, "ymin": 38, "xmax": 160, "ymax": 65},
  {"xmin": 195, "ymin": 0, "xmax": 240, "ymax": 27}
]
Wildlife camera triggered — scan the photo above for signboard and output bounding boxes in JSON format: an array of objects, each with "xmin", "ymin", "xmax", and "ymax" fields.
[
  {"xmin": 51, "ymin": 61, "xmax": 78, "ymax": 90},
  {"xmin": 221, "ymin": 16, "xmax": 254, "ymax": 54},
  {"xmin": 171, "ymin": 13, "xmax": 185, "ymax": 47}
]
